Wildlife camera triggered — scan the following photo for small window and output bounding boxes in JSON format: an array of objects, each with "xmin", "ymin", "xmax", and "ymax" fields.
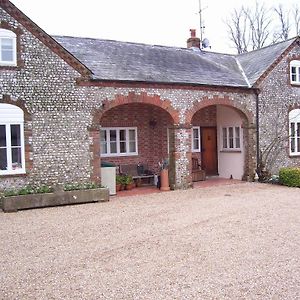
[
  {"xmin": 100, "ymin": 127, "xmax": 138, "ymax": 157},
  {"xmin": 192, "ymin": 126, "xmax": 201, "ymax": 152},
  {"xmin": 0, "ymin": 29, "xmax": 17, "ymax": 66},
  {"xmin": 0, "ymin": 104, "xmax": 25, "ymax": 175},
  {"xmin": 222, "ymin": 126, "xmax": 241, "ymax": 150},
  {"xmin": 289, "ymin": 109, "xmax": 300, "ymax": 156},
  {"xmin": 290, "ymin": 60, "xmax": 300, "ymax": 85}
]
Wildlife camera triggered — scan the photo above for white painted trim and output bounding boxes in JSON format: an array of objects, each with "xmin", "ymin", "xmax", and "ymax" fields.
[
  {"xmin": 290, "ymin": 60, "xmax": 300, "ymax": 85},
  {"xmin": 192, "ymin": 126, "xmax": 201, "ymax": 152},
  {"xmin": 289, "ymin": 109, "xmax": 300, "ymax": 155},
  {"xmin": 0, "ymin": 29, "xmax": 17, "ymax": 66},
  {"xmin": 100, "ymin": 127, "xmax": 138, "ymax": 157},
  {"xmin": 221, "ymin": 126, "xmax": 242, "ymax": 151}
]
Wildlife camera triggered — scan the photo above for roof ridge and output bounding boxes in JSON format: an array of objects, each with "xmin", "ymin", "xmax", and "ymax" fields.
[{"xmin": 237, "ymin": 36, "xmax": 297, "ymax": 57}]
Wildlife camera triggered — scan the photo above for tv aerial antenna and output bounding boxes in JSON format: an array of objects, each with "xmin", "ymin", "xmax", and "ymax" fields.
[{"xmin": 198, "ymin": 0, "xmax": 210, "ymax": 49}]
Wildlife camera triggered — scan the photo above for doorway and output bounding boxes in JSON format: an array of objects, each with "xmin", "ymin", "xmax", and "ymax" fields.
[{"xmin": 201, "ymin": 127, "xmax": 218, "ymax": 175}]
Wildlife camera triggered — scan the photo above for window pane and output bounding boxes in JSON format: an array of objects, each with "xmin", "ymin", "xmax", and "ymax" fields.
[
  {"xmin": 291, "ymin": 138, "xmax": 295, "ymax": 153},
  {"xmin": 1, "ymin": 38, "xmax": 13, "ymax": 61},
  {"xmin": 129, "ymin": 129, "xmax": 135, "ymax": 141},
  {"xmin": 109, "ymin": 130, "xmax": 117, "ymax": 153},
  {"xmin": 11, "ymin": 125, "xmax": 21, "ymax": 146},
  {"xmin": 229, "ymin": 127, "xmax": 234, "ymax": 148},
  {"xmin": 235, "ymin": 127, "xmax": 240, "ymax": 148},
  {"xmin": 0, "ymin": 125, "xmax": 6, "ymax": 147},
  {"xmin": 119, "ymin": 130, "xmax": 126, "ymax": 153},
  {"xmin": 0, "ymin": 148, "xmax": 7, "ymax": 170},
  {"xmin": 297, "ymin": 123, "xmax": 300, "ymax": 137},
  {"xmin": 129, "ymin": 141, "xmax": 136, "ymax": 153},
  {"xmin": 291, "ymin": 123, "xmax": 295, "ymax": 137},
  {"xmin": 119, "ymin": 130, "xmax": 126, "ymax": 141},
  {"xmin": 222, "ymin": 127, "xmax": 227, "ymax": 148},
  {"xmin": 120, "ymin": 141, "xmax": 126, "ymax": 153},
  {"xmin": 100, "ymin": 130, "xmax": 107, "ymax": 154},
  {"xmin": 11, "ymin": 147, "xmax": 22, "ymax": 169},
  {"xmin": 291, "ymin": 66, "xmax": 296, "ymax": 74},
  {"xmin": 193, "ymin": 128, "xmax": 199, "ymax": 150}
]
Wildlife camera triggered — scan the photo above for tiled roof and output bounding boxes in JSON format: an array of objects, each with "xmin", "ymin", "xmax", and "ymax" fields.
[
  {"xmin": 53, "ymin": 36, "xmax": 247, "ymax": 87},
  {"xmin": 53, "ymin": 35, "xmax": 299, "ymax": 88},
  {"xmin": 237, "ymin": 38, "xmax": 297, "ymax": 85}
]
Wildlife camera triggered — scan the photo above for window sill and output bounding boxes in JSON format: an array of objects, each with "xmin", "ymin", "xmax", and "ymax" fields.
[
  {"xmin": 101, "ymin": 153, "xmax": 138, "ymax": 158},
  {"xmin": 220, "ymin": 150, "xmax": 242, "ymax": 153},
  {"xmin": 289, "ymin": 154, "xmax": 300, "ymax": 157},
  {"xmin": 291, "ymin": 82, "xmax": 300, "ymax": 86},
  {"xmin": 0, "ymin": 172, "xmax": 27, "ymax": 177}
]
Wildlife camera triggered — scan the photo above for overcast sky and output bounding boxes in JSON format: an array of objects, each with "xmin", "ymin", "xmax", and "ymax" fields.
[{"xmin": 9, "ymin": 0, "xmax": 300, "ymax": 54}]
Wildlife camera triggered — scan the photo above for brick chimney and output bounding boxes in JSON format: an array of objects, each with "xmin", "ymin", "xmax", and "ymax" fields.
[{"xmin": 187, "ymin": 29, "xmax": 200, "ymax": 49}]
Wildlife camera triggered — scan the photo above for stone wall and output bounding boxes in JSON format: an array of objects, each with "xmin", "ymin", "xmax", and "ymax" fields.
[
  {"xmin": 0, "ymin": 6, "xmax": 258, "ymax": 190},
  {"xmin": 258, "ymin": 44, "xmax": 300, "ymax": 174}
]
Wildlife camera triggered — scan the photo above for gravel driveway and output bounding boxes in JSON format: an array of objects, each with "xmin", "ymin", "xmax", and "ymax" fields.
[{"xmin": 0, "ymin": 183, "xmax": 299, "ymax": 299}]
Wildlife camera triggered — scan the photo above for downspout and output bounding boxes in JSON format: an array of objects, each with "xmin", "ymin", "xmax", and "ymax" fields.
[{"xmin": 254, "ymin": 88, "xmax": 261, "ymax": 175}]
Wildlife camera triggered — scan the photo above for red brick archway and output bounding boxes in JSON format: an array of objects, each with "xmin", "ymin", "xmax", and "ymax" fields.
[
  {"xmin": 186, "ymin": 95, "xmax": 254, "ymax": 125},
  {"xmin": 92, "ymin": 92, "xmax": 179, "ymax": 126},
  {"xmin": 187, "ymin": 95, "xmax": 256, "ymax": 181},
  {"xmin": 90, "ymin": 92, "xmax": 179, "ymax": 183}
]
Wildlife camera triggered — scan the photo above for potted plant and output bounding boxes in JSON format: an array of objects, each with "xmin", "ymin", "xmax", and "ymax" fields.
[
  {"xmin": 124, "ymin": 175, "xmax": 135, "ymax": 190},
  {"xmin": 116, "ymin": 175, "xmax": 124, "ymax": 192}
]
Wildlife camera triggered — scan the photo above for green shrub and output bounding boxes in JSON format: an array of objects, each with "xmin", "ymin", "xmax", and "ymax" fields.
[
  {"xmin": 63, "ymin": 182, "xmax": 102, "ymax": 191},
  {"xmin": 4, "ymin": 185, "xmax": 54, "ymax": 197},
  {"xmin": 279, "ymin": 167, "xmax": 300, "ymax": 187}
]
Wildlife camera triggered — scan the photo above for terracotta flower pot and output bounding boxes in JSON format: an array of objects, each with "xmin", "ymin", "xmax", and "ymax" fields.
[{"xmin": 160, "ymin": 169, "xmax": 170, "ymax": 191}]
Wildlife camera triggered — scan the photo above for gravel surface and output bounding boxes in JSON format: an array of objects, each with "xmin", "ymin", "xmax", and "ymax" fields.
[{"xmin": 0, "ymin": 182, "xmax": 299, "ymax": 299}]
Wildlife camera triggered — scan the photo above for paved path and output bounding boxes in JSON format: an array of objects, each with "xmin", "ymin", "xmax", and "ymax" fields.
[{"xmin": 0, "ymin": 183, "xmax": 299, "ymax": 299}]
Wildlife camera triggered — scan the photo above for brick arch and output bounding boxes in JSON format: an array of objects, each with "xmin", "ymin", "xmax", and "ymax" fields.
[
  {"xmin": 186, "ymin": 95, "xmax": 256, "ymax": 182},
  {"xmin": 92, "ymin": 91, "xmax": 179, "ymax": 126},
  {"xmin": 186, "ymin": 95, "xmax": 254, "ymax": 125}
]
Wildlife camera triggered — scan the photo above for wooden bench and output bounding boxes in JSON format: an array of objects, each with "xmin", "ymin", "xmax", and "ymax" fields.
[
  {"xmin": 192, "ymin": 157, "xmax": 206, "ymax": 181},
  {"xmin": 119, "ymin": 164, "xmax": 154, "ymax": 186}
]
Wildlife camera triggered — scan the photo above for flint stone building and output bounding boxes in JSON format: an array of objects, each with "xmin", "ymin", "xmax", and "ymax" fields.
[{"xmin": 0, "ymin": 0, "xmax": 300, "ymax": 190}]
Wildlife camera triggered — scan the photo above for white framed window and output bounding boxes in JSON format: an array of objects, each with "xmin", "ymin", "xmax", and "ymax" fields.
[
  {"xmin": 0, "ymin": 104, "xmax": 25, "ymax": 175},
  {"xmin": 192, "ymin": 126, "xmax": 201, "ymax": 152},
  {"xmin": 289, "ymin": 109, "xmax": 300, "ymax": 156},
  {"xmin": 222, "ymin": 126, "xmax": 241, "ymax": 150},
  {"xmin": 290, "ymin": 60, "xmax": 300, "ymax": 85},
  {"xmin": 0, "ymin": 29, "xmax": 17, "ymax": 66},
  {"xmin": 100, "ymin": 127, "xmax": 138, "ymax": 157}
]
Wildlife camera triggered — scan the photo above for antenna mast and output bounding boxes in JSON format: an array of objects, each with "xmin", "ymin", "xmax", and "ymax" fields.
[
  {"xmin": 199, "ymin": 0, "xmax": 203, "ymax": 42},
  {"xmin": 198, "ymin": 0, "xmax": 206, "ymax": 43}
]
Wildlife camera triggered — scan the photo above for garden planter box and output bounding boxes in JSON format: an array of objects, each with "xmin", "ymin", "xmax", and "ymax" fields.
[{"xmin": 1, "ymin": 187, "xmax": 109, "ymax": 213}]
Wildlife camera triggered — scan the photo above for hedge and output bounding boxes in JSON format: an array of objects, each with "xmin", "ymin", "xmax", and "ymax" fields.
[{"xmin": 279, "ymin": 167, "xmax": 300, "ymax": 187}]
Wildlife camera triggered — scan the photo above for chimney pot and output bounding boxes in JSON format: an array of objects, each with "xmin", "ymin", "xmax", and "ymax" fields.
[
  {"xmin": 190, "ymin": 29, "xmax": 196, "ymax": 38},
  {"xmin": 187, "ymin": 29, "xmax": 200, "ymax": 49}
]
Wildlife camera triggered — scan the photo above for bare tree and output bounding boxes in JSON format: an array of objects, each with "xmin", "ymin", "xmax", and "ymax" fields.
[
  {"xmin": 226, "ymin": 1, "xmax": 299, "ymax": 54},
  {"xmin": 226, "ymin": 8, "xmax": 250, "ymax": 53},
  {"xmin": 292, "ymin": 4, "xmax": 300, "ymax": 35},
  {"xmin": 273, "ymin": 4, "xmax": 290, "ymax": 42},
  {"xmin": 245, "ymin": 2, "xmax": 271, "ymax": 50},
  {"xmin": 226, "ymin": 1, "xmax": 271, "ymax": 53}
]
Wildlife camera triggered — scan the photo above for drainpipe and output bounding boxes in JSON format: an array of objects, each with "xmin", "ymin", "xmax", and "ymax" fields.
[{"xmin": 254, "ymin": 88, "xmax": 260, "ymax": 174}]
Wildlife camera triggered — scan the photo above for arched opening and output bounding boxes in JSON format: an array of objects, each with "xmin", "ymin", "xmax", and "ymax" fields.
[
  {"xmin": 99, "ymin": 102, "xmax": 174, "ymax": 175},
  {"xmin": 191, "ymin": 104, "xmax": 252, "ymax": 180}
]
